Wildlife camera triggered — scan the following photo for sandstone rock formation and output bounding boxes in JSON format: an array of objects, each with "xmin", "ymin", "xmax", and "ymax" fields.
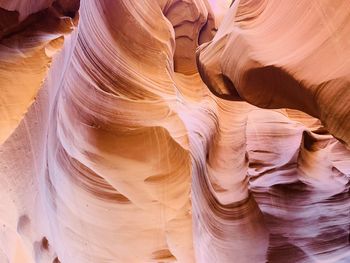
[
  {"xmin": 0, "ymin": 0, "xmax": 350, "ymax": 262},
  {"xmin": 197, "ymin": 0, "xmax": 350, "ymax": 146}
]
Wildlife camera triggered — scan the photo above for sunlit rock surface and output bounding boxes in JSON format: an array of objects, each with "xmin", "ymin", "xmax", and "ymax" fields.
[{"xmin": 0, "ymin": 0, "xmax": 350, "ymax": 262}]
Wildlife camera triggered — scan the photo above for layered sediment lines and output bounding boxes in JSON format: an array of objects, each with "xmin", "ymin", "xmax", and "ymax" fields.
[
  {"xmin": 0, "ymin": 0, "xmax": 350, "ymax": 262},
  {"xmin": 197, "ymin": 0, "xmax": 350, "ymax": 146}
]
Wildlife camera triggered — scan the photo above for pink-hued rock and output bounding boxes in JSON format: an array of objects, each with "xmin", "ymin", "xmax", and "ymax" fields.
[
  {"xmin": 197, "ymin": 0, "xmax": 350, "ymax": 147},
  {"xmin": 0, "ymin": 0, "xmax": 53, "ymax": 22},
  {"xmin": 1, "ymin": 1, "xmax": 350, "ymax": 262}
]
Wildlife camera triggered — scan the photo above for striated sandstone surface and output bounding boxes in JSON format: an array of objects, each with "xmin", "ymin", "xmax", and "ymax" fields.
[
  {"xmin": 0, "ymin": 0, "xmax": 350, "ymax": 263},
  {"xmin": 197, "ymin": 0, "xmax": 350, "ymax": 146}
]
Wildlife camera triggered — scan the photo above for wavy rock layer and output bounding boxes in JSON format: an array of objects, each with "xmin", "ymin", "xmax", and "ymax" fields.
[
  {"xmin": 197, "ymin": 0, "xmax": 350, "ymax": 146},
  {"xmin": 0, "ymin": 0, "xmax": 350, "ymax": 263}
]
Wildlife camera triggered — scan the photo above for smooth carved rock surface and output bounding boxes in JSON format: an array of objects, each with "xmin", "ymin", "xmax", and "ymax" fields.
[
  {"xmin": 0, "ymin": 0, "xmax": 78, "ymax": 144},
  {"xmin": 197, "ymin": 0, "xmax": 350, "ymax": 146},
  {"xmin": 0, "ymin": 0, "xmax": 350, "ymax": 262}
]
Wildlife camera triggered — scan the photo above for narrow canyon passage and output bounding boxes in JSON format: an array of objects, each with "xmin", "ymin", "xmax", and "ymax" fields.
[{"xmin": 0, "ymin": 0, "xmax": 350, "ymax": 262}]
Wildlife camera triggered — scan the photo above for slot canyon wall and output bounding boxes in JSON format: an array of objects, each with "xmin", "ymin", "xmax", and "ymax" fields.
[{"xmin": 0, "ymin": 0, "xmax": 350, "ymax": 262}]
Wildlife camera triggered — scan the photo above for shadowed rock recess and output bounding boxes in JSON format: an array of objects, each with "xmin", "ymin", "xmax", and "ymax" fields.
[{"xmin": 0, "ymin": 0, "xmax": 350, "ymax": 262}]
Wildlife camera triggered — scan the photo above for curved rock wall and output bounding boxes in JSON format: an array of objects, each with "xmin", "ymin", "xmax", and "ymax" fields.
[{"xmin": 0, "ymin": 0, "xmax": 350, "ymax": 262}]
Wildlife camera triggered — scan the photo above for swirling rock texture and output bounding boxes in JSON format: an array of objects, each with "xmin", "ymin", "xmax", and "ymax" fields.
[{"xmin": 0, "ymin": 0, "xmax": 350, "ymax": 262}]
